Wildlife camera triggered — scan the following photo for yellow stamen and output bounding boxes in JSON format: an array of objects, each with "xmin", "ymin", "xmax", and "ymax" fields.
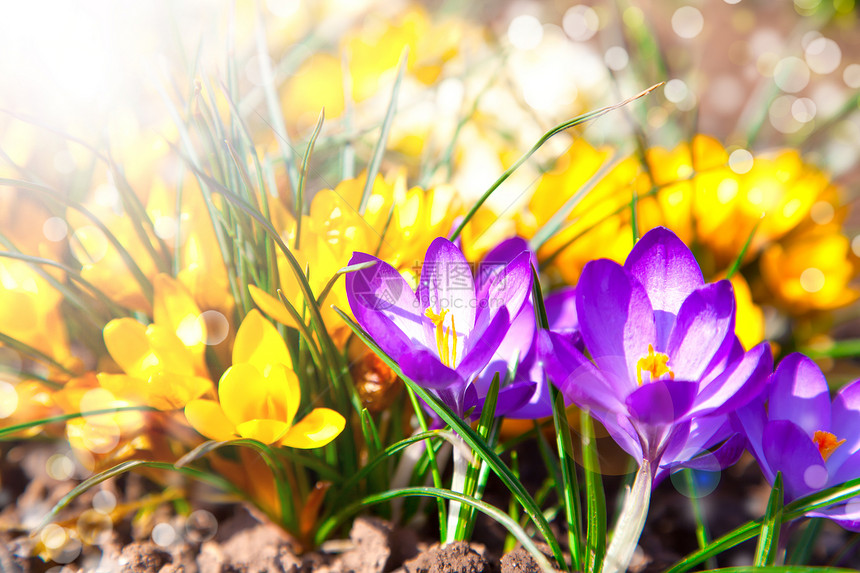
[
  {"xmin": 636, "ymin": 344, "xmax": 674, "ymax": 386},
  {"xmin": 424, "ymin": 307, "xmax": 457, "ymax": 368},
  {"xmin": 813, "ymin": 430, "xmax": 846, "ymax": 462}
]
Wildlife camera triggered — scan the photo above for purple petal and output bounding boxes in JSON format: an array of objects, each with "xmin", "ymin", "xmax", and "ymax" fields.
[
  {"xmin": 477, "ymin": 304, "xmax": 535, "ymax": 392},
  {"xmin": 807, "ymin": 502, "xmax": 860, "ymax": 532},
  {"xmin": 763, "ymin": 419, "xmax": 828, "ymax": 500},
  {"xmin": 576, "ymin": 259, "xmax": 655, "ymax": 391},
  {"xmin": 732, "ymin": 390, "xmax": 771, "ymax": 481},
  {"xmin": 598, "ymin": 411, "xmax": 644, "ymax": 460},
  {"xmin": 662, "ymin": 415, "xmax": 732, "ymax": 465},
  {"xmin": 538, "ymin": 330, "xmax": 624, "ymax": 416},
  {"xmin": 665, "ymin": 281, "xmax": 735, "ymax": 382},
  {"xmin": 768, "ymin": 353, "xmax": 831, "ymax": 436},
  {"xmin": 418, "ymin": 238, "xmax": 476, "ymax": 340},
  {"xmin": 347, "ymin": 252, "xmax": 425, "ymax": 349},
  {"xmin": 399, "ymin": 348, "xmax": 464, "ymax": 390},
  {"xmin": 488, "ymin": 381, "xmax": 538, "ymax": 417},
  {"xmin": 831, "ymin": 449, "xmax": 860, "ymax": 488},
  {"xmin": 476, "ymin": 237, "xmax": 534, "ymax": 297},
  {"xmin": 624, "ymin": 227, "xmax": 704, "ymax": 344},
  {"xmin": 828, "ymin": 379, "xmax": 860, "ymax": 470},
  {"xmin": 689, "ymin": 341, "xmax": 772, "ymax": 418},
  {"xmin": 504, "ymin": 373, "xmax": 553, "ymax": 420},
  {"xmin": 659, "ymin": 433, "xmax": 747, "ymax": 486},
  {"xmin": 625, "ymin": 379, "xmax": 698, "ymax": 426},
  {"xmin": 459, "ymin": 307, "xmax": 511, "ymax": 381},
  {"xmin": 545, "ymin": 287, "xmax": 579, "ymax": 338},
  {"xmin": 475, "ymin": 251, "xmax": 533, "ymax": 333}
]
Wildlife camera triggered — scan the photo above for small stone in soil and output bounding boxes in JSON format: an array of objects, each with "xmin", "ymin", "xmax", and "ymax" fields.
[
  {"xmin": 118, "ymin": 542, "xmax": 172, "ymax": 573},
  {"xmin": 400, "ymin": 541, "xmax": 490, "ymax": 573}
]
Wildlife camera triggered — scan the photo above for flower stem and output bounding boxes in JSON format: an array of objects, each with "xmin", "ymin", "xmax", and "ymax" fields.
[
  {"xmin": 603, "ymin": 460, "xmax": 652, "ymax": 573},
  {"xmin": 446, "ymin": 437, "xmax": 469, "ymax": 544}
]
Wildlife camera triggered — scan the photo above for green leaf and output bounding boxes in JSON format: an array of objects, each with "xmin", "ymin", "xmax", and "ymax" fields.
[
  {"xmin": 448, "ymin": 84, "xmax": 663, "ymax": 242},
  {"xmin": 581, "ymin": 410, "xmax": 606, "ymax": 573},
  {"xmin": 785, "ymin": 518, "xmax": 823, "ymax": 565},
  {"xmin": 38, "ymin": 460, "xmax": 242, "ymax": 531},
  {"xmin": 725, "ymin": 216, "xmax": 761, "ymax": 280},
  {"xmin": 532, "ymin": 264, "xmax": 583, "ymax": 571},
  {"xmin": 0, "ymin": 406, "xmax": 156, "ymax": 439},
  {"xmin": 358, "ymin": 49, "xmax": 408, "ymax": 215},
  {"xmin": 333, "ymin": 306, "xmax": 570, "ymax": 571},
  {"xmin": 755, "ymin": 472, "xmax": 784, "ymax": 566},
  {"xmin": 295, "ymin": 108, "xmax": 325, "ymax": 249},
  {"xmin": 667, "ymin": 475, "xmax": 860, "ymax": 573},
  {"xmin": 172, "ymin": 438, "xmax": 295, "ymax": 529}
]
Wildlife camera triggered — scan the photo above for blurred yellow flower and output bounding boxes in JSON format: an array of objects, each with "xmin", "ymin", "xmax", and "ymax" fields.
[
  {"xmin": 520, "ymin": 135, "xmax": 856, "ymax": 323},
  {"xmin": 249, "ymin": 171, "xmax": 469, "ymax": 345},
  {"xmin": 185, "ymin": 310, "xmax": 345, "ymax": 447},
  {"xmin": 97, "ymin": 274, "xmax": 214, "ymax": 410}
]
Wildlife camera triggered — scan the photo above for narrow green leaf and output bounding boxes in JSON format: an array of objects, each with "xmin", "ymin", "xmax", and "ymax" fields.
[
  {"xmin": 529, "ymin": 151, "xmax": 624, "ymax": 251},
  {"xmin": 581, "ymin": 410, "xmax": 606, "ymax": 573},
  {"xmin": 316, "ymin": 260, "xmax": 377, "ymax": 307},
  {"xmin": 358, "ymin": 49, "xmax": 408, "ymax": 214},
  {"xmin": 449, "ymin": 84, "xmax": 663, "ymax": 241},
  {"xmin": 38, "ymin": 460, "xmax": 242, "ymax": 531},
  {"xmin": 295, "ymin": 108, "xmax": 325, "ymax": 249},
  {"xmin": 0, "ymin": 406, "xmax": 156, "ymax": 439},
  {"xmin": 725, "ymin": 216, "xmax": 762, "ymax": 279},
  {"xmin": 532, "ymin": 264, "xmax": 582, "ymax": 571},
  {"xmin": 785, "ymin": 518, "xmax": 823, "ymax": 565},
  {"xmin": 755, "ymin": 472, "xmax": 784, "ymax": 566},
  {"xmin": 683, "ymin": 468, "xmax": 716, "ymax": 569},
  {"xmin": 333, "ymin": 306, "xmax": 570, "ymax": 571}
]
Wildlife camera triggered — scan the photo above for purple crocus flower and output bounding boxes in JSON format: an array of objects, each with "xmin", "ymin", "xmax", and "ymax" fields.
[
  {"xmin": 346, "ymin": 237, "xmax": 533, "ymax": 419},
  {"xmin": 540, "ymin": 227, "xmax": 773, "ymax": 481},
  {"xmin": 735, "ymin": 353, "xmax": 860, "ymax": 530}
]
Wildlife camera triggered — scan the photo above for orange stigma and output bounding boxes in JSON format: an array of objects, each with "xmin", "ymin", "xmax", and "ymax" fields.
[
  {"xmin": 813, "ymin": 430, "xmax": 846, "ymax": 462},
  {"xmin": 636, "ymin": 344, "xmax": 674, "ymax": 386}
]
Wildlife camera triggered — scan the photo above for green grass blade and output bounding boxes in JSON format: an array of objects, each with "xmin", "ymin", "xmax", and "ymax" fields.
[
  {"xmin": 667, "ymin": 475, "xmax": 860, "ymax": 573},
  {"xmin": 755, "ymin": 472, "xmax": 784, "ymax": 566},
  {"xmin": 254, "ymin": 3, "xmax": 300, "ymax": 193},
  {"xmin": 38, "ymin": 460, "xmax": 242, "ymax": 531},
  {"xmin": 725, "ymin": 216, "xmax": 762, "ymax": 279},
  {"xmin": 697, "ymin": 568, "xmax": 856, "ymax": 573},
  {"xmin": 173, "ymin": 437, "xmax": 294, "ymax": 529},
  {"xmin": 0, "ymin": 332, "xmax": 78, "ymax": 377},
  {"xmin": 682, "ymin": 468, "xmax": 716, "ymax": 569},
  {"xmin": 532, "ymin": 264, "xmax": 582, "ymax": 571},
  {"xmin": 0, "ymin": 406, "xmax": 156, "ymax": 439},
  {"xmin": 333, "ymin": 306, "xmax": 570, "ymax": 571},
  {"xmin": 456, "ymin": 373, "xmax": 500, "ymax": 541},
  {"xmin": 295, "ymin": 108, "xmax": 325, "ymax": 249},
  {"xmin": 581, "ymin": 410, "xmax": 606, "ymax": 573},
  {"xmin": 358, "ymin": 48, "xmax": 408, "ymax": 215},
  {"xmin": 529, "ymin": 151, "xmax": 624, "ymax": 251},
  {"xmin": 316, "ymin": 486, "xmax": 555, "ymax": 572},
  {"xmin": 801, "ymin": 339, "xmax": 860, "ymax": 359},
  {"xmin": 786, "ymin": 518, "xmax": 823, "ymax": 565},
  {"xmin": 448, "ymin": 84, "xmax": 662, "ymax": 242}
]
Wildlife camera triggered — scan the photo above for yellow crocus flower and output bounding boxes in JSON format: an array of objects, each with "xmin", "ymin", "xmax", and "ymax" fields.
[
  {"xmin": 185, "ymin": 310, "xmax": 344, "ymax": 447},
  {"xmin": 97, "ymin": 274, "xmax": 214, "ymax": 410}
]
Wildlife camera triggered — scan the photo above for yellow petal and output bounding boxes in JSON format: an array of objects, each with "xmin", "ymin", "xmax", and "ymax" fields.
[
  {"xmin": 103, "ymin": 318, "xmax": 156, "ymax": 378},
  {"xmin": 146, "ymin": 324, "xmax": 198, "ymax": 376},
  {"xmin": 248, "ymin": 284, "xmax": 299, "ymax": 330},
  {"xmin": 236, "ymin": 419, "xmax": 291, "ymax": 444},
  {"xmin": 97, "ymin": 373, "xmax": 149, "ymax": 405},
  {"xmin": 153, "ymin": 274, "xmax": 205, "ymax": 348},
  {"xmin": 262, "ymin": 364, "xmax": 300, "ymax": 425},
  {"xmin": 280, "ymin": 408, "xmax": 345, "ymax": 449},
  {"xmin": 185, "ymin": 399, "xmax": 236, "ymax": 441},
  {"xmin": 218, "ymin": 363, "xmax": 266, "ymax": 427},
  {"xmin": 233, "ymin": 309, "xmax": 292, "ymax": 372},
  {"xmin": 149, "ymin": 371, "xmax": 214, "ymax": 409}
]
